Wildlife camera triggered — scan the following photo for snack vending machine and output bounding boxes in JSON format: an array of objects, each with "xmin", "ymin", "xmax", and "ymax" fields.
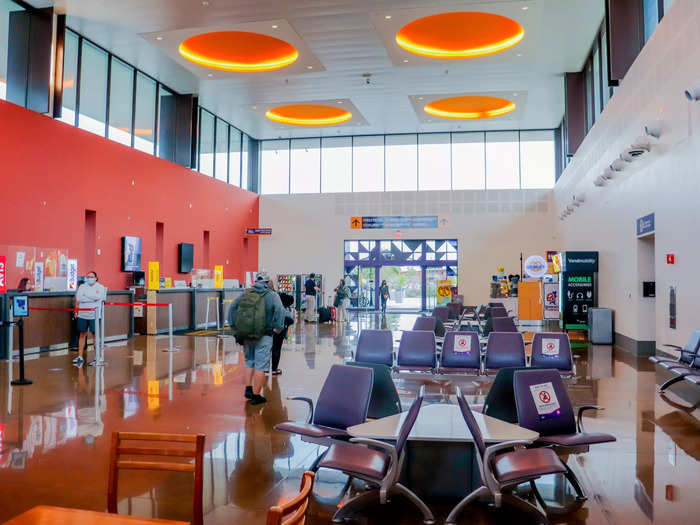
[
  {"xmin": 300, "ymin": 273, "xmax": 323, "ymax": 312},
  {"xmin": 276, "ymin": 274, "xmax": 297, "ymax": 308}
]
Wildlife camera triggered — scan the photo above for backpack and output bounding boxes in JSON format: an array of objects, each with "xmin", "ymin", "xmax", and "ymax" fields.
[{"xmin": 233, "ymin": 290, "xmax": 268, "ymax": 341}]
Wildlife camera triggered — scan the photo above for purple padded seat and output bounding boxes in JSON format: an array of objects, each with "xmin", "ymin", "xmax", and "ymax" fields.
[
  {"xmin": 355, "ymin": 329, "xmax": 393, "ymax": 367},
  {"xmin": 530, "ymin": 333, "xmax": 573, "ymax": 372},
  {"xmin": 484, "ymin": 332, "xmax": 526, "ymax": 370},
  {"xmin": 412, "ymin": 316, "xmax": 437, "ymax": 332},
  {"xmin": 491, "ymin": 316, "xmax": 518, "ymax": 333},
  {"xmin": 395, "ymin": 330, "xmax": 437, "ymax": 372},
  {"xmin": 439, "ymin": 331, "xmax": 481, "ymax": 373},
  {"xmin": 432, "ymin": 306, "xmax": 449, "ymax": 323}
]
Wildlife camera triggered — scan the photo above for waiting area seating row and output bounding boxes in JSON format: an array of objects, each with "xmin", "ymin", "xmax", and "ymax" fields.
[
  {"xmin": 650, "ymin": 329, "xmax": 700, "ymax": 392},
  {"xmin": 356, "ymin": 329, "xmax": 574, "ymax": 375},
  {"xmin": 274, "ymin": 364, "xmax": 615, "ymax": 524}
]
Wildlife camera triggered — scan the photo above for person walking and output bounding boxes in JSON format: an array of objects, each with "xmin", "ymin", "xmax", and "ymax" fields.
[
  {"xmin": 379, "ymin": 280, "xmax": 390, "ymax": 314},
  {"xmin": 333, "ymin": 278, "xmax": 350, "ymax": 323},
  {"xmin": 73, "ymin": 271, "xmax": 107, "ymax": 366},
  {"xmin": 304, "ymin": 273, "xmax": 319, "ymax": 322},
  {"xmin": 229, "ymin": 271, "xmax": 285, "ymax": 405}
]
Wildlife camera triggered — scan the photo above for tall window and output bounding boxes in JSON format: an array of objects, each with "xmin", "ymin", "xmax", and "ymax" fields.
[
  {"xmin": 215, "ymin": 119, "xmax": 228, "ymax": 182},
  {"xmin": 133, "ymin": 72, "xmax": 156, "ymax": 153},
  {"xmin": 485, "ymin": 131, "xmax": 519, "ymax": 189},
  {"xmin": 241, "ymin": 134, "xmax": 249, "ymax": 190},
  {"xmin": 385, "ymin": 134, "xmax": 417, "ymax": 191},
  {"xmin": 290, "ymin": 138, "xmax": 321, "ymax": 194},
  {"xmin": 452, "ymin": 132, "xmax": 485, "ymax": 190},
  {"xmin": 352, "ymin": 135, "xmax": 384, "ymax": 192},
  {"xmin": 321, "ymin": 136, "xmax": 352, "ymax": 193},
  {"xmin": 229, "ymin": 127, "xmax": 242, "ymax": 187},
  {"xmin": 418, "ymin": 133, "xmax": 451, "ymax": 190},
  {"xmin": 261, "ymin": 140, "xmax": 290, "ymax": 194},
  {"xmin": 520, "ymin": 130, "xmax": 555, "ymax": 189},
  {"xmin": 78, "ymin": 40, "xmax": 108, "ymax": 136},
  {"xmin": 198, "ymin": 109, "xmax": 215, "ymax": 176},
  {"xmin": 59, "ymin": 29, "xmax": 79, "ymax": 124},
  {"xmin": 0, "ymin": 0, "xmax": 25, "ymax": 100},
  {"xmin": 107, "ymin": 58, "xmax": 133, "ymax": 146}
]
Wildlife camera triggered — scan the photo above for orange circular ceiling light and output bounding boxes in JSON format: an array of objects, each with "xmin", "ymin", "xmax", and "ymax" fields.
[
  {"xmin": 396, "ymin": 12, "xmax": 524, "ymax": 59},
  {"xmin": 178, "ymin": 31, "xmax": 298, "ymax": 72},
  {"xmin": 265, "ymin": 104, "xmax": 352, "ymax": 126},
  {"xmin": 424, "ymin": 95, "xmax": 516, "ymax": 120}
]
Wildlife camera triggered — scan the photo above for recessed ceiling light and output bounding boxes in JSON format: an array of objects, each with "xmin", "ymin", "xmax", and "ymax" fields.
[
  {"xmin": 517, "ymin": 53, "xmax": 523, "ymax": 57},
  {"xmin": 201, "ymin": 0, "xmax": 209, "ymax": 5},
  {"xmin": 513, "ymin": 93, "xmax": 518, "ymax": 96},
  {"xmin": 418, "ymin": 96, "xmax": 424, "ymax": 100},
  {"xmin": 403, "ymin": 59, "xmax": 409, "ymax": 63},
  {"xmin": 307, "ymin": 65, "xmax": 313, "ymax": 69},
  {"xmin": 384, "ymin": 15, "xmax": 392, "ymax": 20},
  {"xmin": 207, "ymin": 73, "xmax": 213, "ymax": 77},
  {"xmin": 252, "ymin": 106, "xmax": 257, "ymax": 110},
  {"xmin": 155, "ymin": 36, "xmax": 163, "ymax": 41},
  {"xmin": 337, "ymin": 100, "xmax": 343, "ymax": 104},
  {"xmin": 271, "ymin": 24, "xmax": 278, "ymax": 29},
  {"xmin": 522, "ymin": 6, "xmax": 529, "ymax": 10}
]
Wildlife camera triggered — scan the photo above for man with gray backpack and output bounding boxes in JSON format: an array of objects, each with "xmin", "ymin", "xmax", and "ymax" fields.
[{"xmin": 229, "ymin": 271, "xmax": 285, "ymax": 405}]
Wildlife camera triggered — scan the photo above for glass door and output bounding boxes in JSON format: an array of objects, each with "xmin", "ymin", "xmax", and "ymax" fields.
[
  {"xmin": 345, "ymin": 265, "xmax": 376, "ymax": 309},
  {"xmin": 379, "ymin": 265, "xmax": 422, "ymax": 311}
]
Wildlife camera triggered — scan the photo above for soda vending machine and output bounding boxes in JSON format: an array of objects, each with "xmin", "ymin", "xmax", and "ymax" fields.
[
  {"xmin": 300, "ymin": 273, "xmax": 323, "ymax": 312},
  {"xmin": 276, "ymin": 274, "xmax": 297, "ymax": 308}
]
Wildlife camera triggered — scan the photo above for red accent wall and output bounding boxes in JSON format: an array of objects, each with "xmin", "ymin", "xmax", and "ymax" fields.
[{"xmin": 0, "ymin": 100, "xmax": 259, "ymax": 289}]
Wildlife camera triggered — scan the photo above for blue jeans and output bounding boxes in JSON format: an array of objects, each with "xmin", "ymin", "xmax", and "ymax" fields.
[{"xmin": 243, "ymin": 335, "xmax": 273, "ymax": 371}]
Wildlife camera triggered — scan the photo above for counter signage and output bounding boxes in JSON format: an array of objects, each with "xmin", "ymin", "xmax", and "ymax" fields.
[
  {"xmin": 637, "ymin": 213, "xmax": 655, "ymax": 237},
  {"xmin": 562, "ymin": 251, "xmax": 598, "ymax": 272},
  {"xmin": 350, "ymin": 215, "xmax": 440, "ymax": 229},
  {"xmin": 148, "ymin": 261, "xmax": 160, "ymax": 290},
  {"xmin": 33, "ymin": 262, "xmax": 44, "ymax": 292},
  {"xmin": 0, "ymin": 255, "xmax": 6, "ymax": 294},
  {"xmin": 214, "ymin": 265, "xmax": 224, "ymax": 288},
  {"xmin": 543, "ymin": 282, "xmax": 559, "ymax": 320},
  {"xmin": 66, "ymin": 259, "xmax": 78, "ymax": 291}
]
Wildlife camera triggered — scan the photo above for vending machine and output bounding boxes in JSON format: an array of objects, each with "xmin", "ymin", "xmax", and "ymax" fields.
[
  {"xmin": 300, "ymin": 273, "xmax": 323, "ymax": 312},
  {"xmin": 276, "ymin": 274, "xmax": 297, "ymax": 308}
]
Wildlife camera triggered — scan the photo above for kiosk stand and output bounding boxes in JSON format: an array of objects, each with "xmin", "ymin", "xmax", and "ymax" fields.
[
  {"xmin": 559, "ymin": 251, "xmax": 599, "ymax": 348},
  {"xmin": 7, "ymin": 295, "xmax": 32, "ymax": 385}
]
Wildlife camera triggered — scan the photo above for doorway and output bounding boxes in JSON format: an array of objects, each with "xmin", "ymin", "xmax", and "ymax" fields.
[
  {"xmin": 637, "ymin": 234, "xmax": 656, "ymax": 348},
  {"xmin": 379, "ymin": 266, "xmax": 422, "ymax": 310}
]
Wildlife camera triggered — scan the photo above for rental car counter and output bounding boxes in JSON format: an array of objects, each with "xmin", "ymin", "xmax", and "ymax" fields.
[
  {"xmin": 0, "ymin": 290, "xmax": 134, "ymax": 359},
  {"xmin": 133, "ymin": 287, "xmax": 245, "ymax": 335}
]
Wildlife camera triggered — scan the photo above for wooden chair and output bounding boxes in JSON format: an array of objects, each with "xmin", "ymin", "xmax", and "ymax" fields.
[
  {"xmin": 266, "ymin": 471, "xmax": 315, "ymax": 525},
  {"xmin": 107, "ymin": 432, "xmax": 205, "ymax": 525}
]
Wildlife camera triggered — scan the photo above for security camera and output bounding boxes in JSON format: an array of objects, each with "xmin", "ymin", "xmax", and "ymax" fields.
[
  {"xmin": 631, "ymin": 135, "xmax": 653, "ymax": 150},
  {"xmin": 575, "ymin": 193, "xmax": 586, "ymax": 204},
  {"xmin": 565, "ymin": 204, "xmax": 575, "ymax": 213},
  {"xmin": 594, "ymin": 176, "xmax": 606, "ymax": 187},
  {"xmin": 610, "ymin": 158, "xmax": 627, "ymax": 171},
  {"xmin": 602, "ymin": 166, "xmax": 616, "ymax": 179},
  {"xmin": 621, "ymin": 146, "xmax": 648, "ymax": 162},
  {"xmin": 644, "ymin": 120, "xmax": 662, "ymax": 138},
  {"xmin": 684, "ymin": 80, "xmax": 700, "ymax": 101}
]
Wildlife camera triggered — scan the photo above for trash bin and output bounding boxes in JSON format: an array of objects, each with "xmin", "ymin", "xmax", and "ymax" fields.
[{"xmin": 588, "ymin": 308, "xmax": 613, "ymax": 344}]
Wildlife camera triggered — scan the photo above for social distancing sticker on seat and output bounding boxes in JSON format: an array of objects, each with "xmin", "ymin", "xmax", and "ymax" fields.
[
  {"xmin": 455, "ymin": 335, "xmax": 472, "ymax": 354},
  {"xmin": 541, "ymin": 338, "xmax": 560, "ymax": 357},
  {"xmin": 529, "ymin": 382, "xmax": 560, "ymax": 419}
]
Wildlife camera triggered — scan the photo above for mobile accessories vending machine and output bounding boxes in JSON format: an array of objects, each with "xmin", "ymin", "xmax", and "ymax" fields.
[{"xmin": 559, "ymin": 251, "xmax": 598, "ymax": 347}]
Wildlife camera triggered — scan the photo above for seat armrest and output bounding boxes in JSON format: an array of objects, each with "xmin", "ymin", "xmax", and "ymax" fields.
[
  {"xmin": 482, "ymin": 440, "xmax": 534, "ymax": 492},
  {"xmin": 577, "ymin": 405, "xmax": 604, "ymax": 433},
  {"xmin": 350, "ymin": 437, "xmax": 399, "ymax": 485},
  {"xmin": 524, "ymin": 341, "xmax": 532, "ymax": 346},
  {"xmin": 287, "ymin": 396, "xmax": 314, "ymax": 423},
  {"xmin": 662, "ymin": 344, "xmax": 683, "ymax": 350}
]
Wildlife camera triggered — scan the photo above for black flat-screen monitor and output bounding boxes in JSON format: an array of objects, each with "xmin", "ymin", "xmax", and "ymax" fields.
[
  {"xmin": 122, "ymin": 236, "xmax": 142, "ymax": 272},
  {"xmin": 132, "ymin": 271, "xmax": 145, "ymax": 286},
  {"xmin": 178, "ymin": 243, "xmax": 193, "ymax": 273}
]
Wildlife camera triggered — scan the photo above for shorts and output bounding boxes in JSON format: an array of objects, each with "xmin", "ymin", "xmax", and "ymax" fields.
[
  {"xmin": 76, "ymin": 318, "xmax": 96, "ymax": 333},
  {"xmin": 243, "ymin": 335, "xmax": 273, "ymax": 371}
]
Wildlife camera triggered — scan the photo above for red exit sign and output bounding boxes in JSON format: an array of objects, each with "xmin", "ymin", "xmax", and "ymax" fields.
[{"xmin": 666, "ymin": 254, "xmax": 675, "ymax": 264}]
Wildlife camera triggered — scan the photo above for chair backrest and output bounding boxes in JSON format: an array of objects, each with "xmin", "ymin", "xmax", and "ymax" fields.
[
  {"xmin": 530, "ymin": 333, "xmax": 573, "ymax": 371},
  {"xmin": 441, "ymin": 331, "xmax": 481, "ymax": 370},
  {"xmin": 412, "ymin": 316, "xmax": 436, "ymax": 332},
  {"xmin": 483, "ymin": 366, "xmax": 538, "ymax": 424},
  {"xmin": 488, "ymin": 302, "xmax": 504, "ymax": 308},
  {"xmin": 432, "ymin": 306, "xmax": 450, "ymax": 322},
  {"xmin": 355, "ymin": 329, "xmax": 393, "ymax": 366},
  {"xmin": 485, "ymin": 332, "xmax": 526, "ymax": 369},
  {"xmin": 681, "ymin": 329, "xmax": 700, "ymax": 365},
  {"xmin": 346, "ymin": 361, "xmax": 402, "ymax": 419},
  {"xmin": 446, "ymin": 302, "xmax": 462, "ymax": 319},
  {"xmin": 313, "ymin": 364, "xmax": 374, "ymax": 429},
  {"xmin": 396, "ymin": 386, "xmax": 424, "ymax": 454},
  {"xmin": 491, "ymin": 316, "xmax": 518, "ymax": 333},
  {"xmin": 513, "ymin": 369, "xmax": 576, "ymax": 436},
  {"xmin": 108, "ymin": 432, "xmax": 205, "ymax": 525},
  {"xmin": 266, "ymin": 471, "xmax": 315, "ymax": 525},
  {"xmin": 455, "ymin": 387, "xmax": 486, "ymax": 458},
  {"xmin": 487, "ymin": 306, "xmax": 508, "ymax": 319},
  {"xmin": 397, "ymin": 330, "xmax": 437, "ymax": 368}
]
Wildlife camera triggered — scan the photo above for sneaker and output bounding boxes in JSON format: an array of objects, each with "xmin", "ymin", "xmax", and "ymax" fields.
[
  {"xmin": 244, "ymin": 386, "xmax": 253, "ymax": 399},
  {"xmin": 249, "ymin": 394, "xmax": 267, "ymax": 405},
  {"xmin": 72, "ymin": 356, "xmax": 84, "ymax": 366}
]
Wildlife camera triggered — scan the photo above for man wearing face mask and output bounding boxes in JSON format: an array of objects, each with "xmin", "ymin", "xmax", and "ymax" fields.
[{"xmin": 73, "ymin": 271, "xmax": 107, "ymax": 366}]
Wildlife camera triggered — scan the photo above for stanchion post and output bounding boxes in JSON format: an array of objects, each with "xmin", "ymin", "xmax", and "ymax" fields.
[
  {"xmin": 168, "ymin": 303, "xmax": 174, "ymax": 352},
  {"xmin": 216, "ymin": 297, "xmax": 220, "ymax": 330},
  {"xmin": 11, "ymin": 319, "xmax": 32, "ymax": 386}
]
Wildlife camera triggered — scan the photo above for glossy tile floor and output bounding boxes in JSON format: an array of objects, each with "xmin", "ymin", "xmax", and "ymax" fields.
[{"xmin": 0, "ymin": 313, "xmax": 698, "ymax": 524}]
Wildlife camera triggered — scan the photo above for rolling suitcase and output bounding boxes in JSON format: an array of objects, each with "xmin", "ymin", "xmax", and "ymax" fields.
[
  {"xmin": 318, "ymin": 307, "xmax": 331, "ymax": 323},
  {"xmin": 328, "ymin": 306, "xmax": 337, "ymax": 321}
]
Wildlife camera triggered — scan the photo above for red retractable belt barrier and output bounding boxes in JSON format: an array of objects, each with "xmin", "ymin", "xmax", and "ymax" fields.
[
  {"xmin": 104, "ymin": 302, "xmax": 169, "ymax": 307},
  {"xmin": 28, "ymin": 307, "xmax": 95, "ymax": 312}
]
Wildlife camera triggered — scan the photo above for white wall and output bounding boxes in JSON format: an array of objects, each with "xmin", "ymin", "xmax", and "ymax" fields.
[
  {"xmin": 259, "ymin": 189, "xmax": 557, "ymax": 306},
  {"xmin": 554, "ymin": 0, "xmax": 700, "ymax": 348}
]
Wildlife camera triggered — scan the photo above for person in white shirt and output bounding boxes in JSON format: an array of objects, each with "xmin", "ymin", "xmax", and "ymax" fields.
[{"xmin": 73, "ymin": 271, "xmax": 107, "ymax": 366}]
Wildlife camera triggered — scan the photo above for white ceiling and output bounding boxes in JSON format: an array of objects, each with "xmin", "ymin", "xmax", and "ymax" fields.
[{"xmin": 28, "ymin": 0, "xmax": 604, "ymax": 139}]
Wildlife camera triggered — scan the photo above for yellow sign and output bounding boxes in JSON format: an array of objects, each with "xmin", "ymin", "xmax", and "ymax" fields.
[
  {"xmin": 164, "ymin": 277, "xmax": 172, "ymax": 288},
  {"xmin": 214, "ymin": 265, "xmax": 224, "ymax": 288},
  {"xmin": 148, "ymin": 261, "xmax": 160, "ymax": 290},
  {"xmin": 350, "ymin": 216, "xmax": 362, "ymax": 229},
  {"xmin": 436, "ymin": 280, "xmax": 452, "ymax": 306}
]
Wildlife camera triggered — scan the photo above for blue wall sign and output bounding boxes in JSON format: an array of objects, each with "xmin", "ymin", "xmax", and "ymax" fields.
[
  {"xmin": 245, "ymin": 228, "xmax": 272, "ymax": 235},
  {"xmin": 351, "ymin": 216, "xmax": 439, "ymax": 229},
  {"xmin": 636, "ymin": 213, "xmax": 654, "ymax": 237}
]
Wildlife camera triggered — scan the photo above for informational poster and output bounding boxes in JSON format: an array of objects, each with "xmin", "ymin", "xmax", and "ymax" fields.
[
  {"xmin": 15, "ymin": 251, "xmax": 25, "ymax": 268},
  {"xmin": 541, "ymin": 338, "xmax": 560, "ymax": 357},
  {"xmin": 436, "ymin": 280, "xmax": 452, "ymax": 306},
  {"xmin": 454, "ymin": 334, "xmax": 472, "ymax": 354},
  {"xmin": 0, "ymin": 255, "xmax": 6, "ymax": 294},
  {"xmin": 543, "ymin": 282, "xmax": 559, "ymax": 320},
  {"xmin": 214, "ymin": 265, "xmax": 224, "ymax": 288},
  {"xmin": 147, "ymin": 261, "xmax": 160, "ymax": 290},
  {"xmin": 529, "ymin": 382, "xmax": 561, "ymax": 420},
  {"xmin": 66, "ymin": 259, "xmax": 79, "ymax": 291},
  {"xmin": 33, "ymin": 261, "xmax": 44, "ymax": 292}
]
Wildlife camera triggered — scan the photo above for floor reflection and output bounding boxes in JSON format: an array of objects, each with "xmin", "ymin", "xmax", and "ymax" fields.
[{"xmin": 0, "ymin": 312, "xmax": 698, "ymax": 524}]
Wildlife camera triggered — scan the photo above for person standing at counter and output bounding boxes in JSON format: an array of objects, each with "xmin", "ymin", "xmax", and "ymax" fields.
[
  {"xmin": 73, "ymin": 271, "xmax": 107, "ymax": 366},
  {"xmin": 304, "ymin": 274, "xmax": 319, "ymax": 322}
]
